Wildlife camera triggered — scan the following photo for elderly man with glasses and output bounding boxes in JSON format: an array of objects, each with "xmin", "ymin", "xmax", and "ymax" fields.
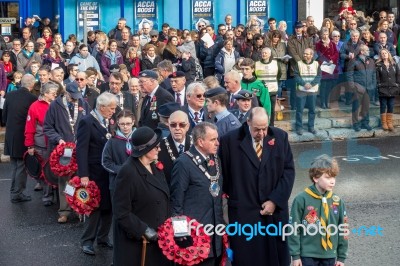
[{"xmin": 75, "ymin": 71, "xmax": 99, "ymax": 109}]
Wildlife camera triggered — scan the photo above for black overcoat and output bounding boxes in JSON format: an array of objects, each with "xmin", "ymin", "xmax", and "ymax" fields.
[
  {"xmin": 158, "ymin": 134, "xmax": 191, "ymax": 185},
  {"xmin": 138, "ymin": 87, "xmax": 174, "ymax": 129},
  {"xmin": 3, "ymin": 87, "xmax": 37, "ymax": 158},
  {"xmin": 112, "ymin": 157, "xmax": 170, "ymax": 266},
  {"xmin": 76, "ymin": 113, "xmax": 111, "ymax": 210},
  {"xmin": 219, "ymin": 124, "xmax": 295, "ymax": 266},
  {"xmin": 170, "ymin": 146, "xmax": 224, "ymax": 258}
]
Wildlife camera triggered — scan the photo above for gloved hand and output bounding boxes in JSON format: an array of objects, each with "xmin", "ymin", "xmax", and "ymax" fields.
[
  {"xmin": 144, "ymin": 227, "xmax": 158, "ymax": 242},
  {"xmin": 174, "ymin": 236, "xmax": 193, "ymax": 248}
]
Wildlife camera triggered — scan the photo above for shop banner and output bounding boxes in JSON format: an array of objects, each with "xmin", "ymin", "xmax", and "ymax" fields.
[
  {"xmin": 135, "ymin": 0, "xmax": 158, "ymax": 31},
  {"xmin": 246, "ymin": 0, "xmax": 269, "ymax": 31},
  {"xmin": 191, "ymin": 0, "xmax": 214, "ymax": 30},
  {"xmin": 77, "ymin": 1, "xmax": 100, "ymax": 40}
]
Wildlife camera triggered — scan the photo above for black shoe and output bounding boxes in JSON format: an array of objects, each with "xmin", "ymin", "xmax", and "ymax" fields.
[
  {"xmin": 43, "ymin": 201, "xmax": 53, "ymax": 207},
  {"xmin": 308, "ymin": 128, "xmax": 317, "ymax": 134},
  {"xmin": 11, "ymin": 194, "xmax": 32, "ymax": 203},
  {"xmin": 361, "ymin": 124, "xmax": 372, "ymax": 131},
  {"xmin": 296, "ymin": 129, "xmax": 303, "ymax": 136},
  {"xmin": 98, "ymin": 241, "xmax": 113, "ymax": 249},
  {"xmin": 353, "ymin": 124, "xmax": 361, "ymax": 132},
  {"xmin": 320, "ymin": 104, "xmax": 326, "ymax": 109},
  {"xmin": 82, "ymin": 245, "xmax": 95, "ymax": 255}
]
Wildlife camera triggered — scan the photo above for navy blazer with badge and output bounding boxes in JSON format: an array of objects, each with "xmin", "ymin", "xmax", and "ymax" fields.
[
  {"xmin": 230, "ymin": 109, "xmax": 250, "ymax": 124},
  {"xmin": 138, "ymin": 86, "xmax": 174, "ymax": 129},
  {"xmin": 112, "ymin": 156, "xmax": 170, "ymax": 266},
  {"xmin": 76, "ymin": 113, "xmax": 112, "ymax": 210},
  {"xmin": 219, "ymin": 124, "xmax": 295, "ymax": 266},
  {"xmin": 170, "ymin": 145, "xmax": 224, "ymax": 259},
  {"xmin": 158, "ymin": 134, "xmax": 191, "ymax": 185},
  {"xmin": 82, "ymin": 86, "xmax": 99, "ymax": 110}
]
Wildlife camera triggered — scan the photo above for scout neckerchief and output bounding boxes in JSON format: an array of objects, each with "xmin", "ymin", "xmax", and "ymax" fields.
[
  {"xmin": 164, "ymin": 136, "xmax": 193, "ymax": 162},
  {"xmin": 114, "ymin": 129, "xmax": 134, "ymax": 155},
  {"xmin": 62, "ymin": 96, "xmax": 78, "ymax": 135},
  {"xmin": 186, "ymin": 150, "xmax": 220, "ymax": 197},
  {"xmin": 90, "ymin": 110, "xmax": 112, "ymax": 139},
  {"xmin": 304, "ymin": 187, "xmax": 333, "ymax": 250}
]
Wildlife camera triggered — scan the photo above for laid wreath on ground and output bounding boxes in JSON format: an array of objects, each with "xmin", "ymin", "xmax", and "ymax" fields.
[
  {"xmin": 158, "ymin": 217, "xmax": 210, "ymax": 265},
  {"xmin": 49, "ymin": 142, "xmax": 78, "ymax": 177},
  {"xmin": 65, "ymin": 176, "xmax": 101, "ymax": 216}
]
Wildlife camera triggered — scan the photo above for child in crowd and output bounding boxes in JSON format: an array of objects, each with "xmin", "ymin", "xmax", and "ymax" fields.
[
  {"xmin": 338, "ymin": 1, "xmax": 357, "ymax": 22},
  {"xmin": 240, "ymin": 58, "xmax": 271, "ymax": 117},
  {"xmin": 7, "ymin": 71, "xmax": 23, "ymax": 92},
  {"xmin": 28, "ymin": 61, "xmax": 41, "ymax": 81},
  {"xmin": 288, "ymin": 154, "xmax": 348, "ymax": 266}
]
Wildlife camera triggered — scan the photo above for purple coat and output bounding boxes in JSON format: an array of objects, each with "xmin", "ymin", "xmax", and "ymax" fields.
[
  {"xmin": 100, "ymin": 50, "xmax": 124, "ymax": 81},
  {"xmin": 0, "ymin": 63, "xmax": 7, "ymax": 92}
]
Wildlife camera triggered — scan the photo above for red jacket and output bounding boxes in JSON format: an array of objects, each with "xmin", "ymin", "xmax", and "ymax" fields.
[
  {"xmin": 316, "ymin": 40, "xmax": 339, "ymax": 79},
  {"xmin": 24, "ymin": 99, "xmax": 50, "ymax": 148}
]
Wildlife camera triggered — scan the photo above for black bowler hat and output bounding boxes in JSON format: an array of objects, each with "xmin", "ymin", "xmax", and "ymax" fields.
[
  {"xmin": 295, "ymin": 21, "xmax": 304, "ymax": 28},
  {"xmin": 168, "ymin": 71, "xmax": 185, "ymax": 79},
  {"xmin": 138, "ymin": 70, "xmax": 159, "ymax": 80},
  {"xmin": 233, "ymin": 90, "xmax": 253, "ymax": 100},
  {"xmin": 158, "ymin": 102, "xmax": 181, "ymax": 118},
  {"xmin": 131, "ymin": 127, "xmax": 162, "ymax": 157},
  {"xmin": 66, "ymin": 82, "xmax": 82, "ymax": 100},
  {"xmin": 204, "ymin": 87, "xmax": 227, "ymax": 98},
  {"xmin": 23, "ymin": 151, "xmax": 43, "ymax": 179}
]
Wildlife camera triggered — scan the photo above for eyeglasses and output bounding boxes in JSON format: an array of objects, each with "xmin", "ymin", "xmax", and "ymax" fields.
[
  {"xmin": 198, "ymin": 25, "xmax": 205, "ymax": 28},
  {"xmin": 153, "ymin": 144, "xmax": 161, "ymax": 150},
  {"xmin": 118, "ymin": 122, "xmax": 133, "ymax": 127},
  {"xmin": 195, "ymin": 94, "xmax": 205, "ymax": 99},
  {"xmin": 332, "ymin": 35, "xmax": 340, "ymax": 37},
  {"xmin": 75, "ymin": 78, "xmax": 85, "ymax": 81},
  {"xmin": 151, "ymin": 35, "xmax": 158, "ymax": 38},
  {"xmin": 169, "ymin": 122, "xmax": 188, "ymax": 128}
]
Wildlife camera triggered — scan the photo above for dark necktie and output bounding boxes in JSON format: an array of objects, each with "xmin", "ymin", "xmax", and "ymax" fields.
[
  {"xmin": 194, "ymin": 112, "xmax": 200, "ymax": 123},
  {"xmin": 135, "ymin": 95, "xmax": 139, "ymax": 109},
  {"xmin": 176, "ymin": 92, "xmax": 181, "ymax": 105},
  {"xmin": 214, "ymin": 116, "xmax": 218, "ymax": 123},
  {"xmin": 238, "ymin": 113, "xmax": 244, "ymax": 121},
  {"xmin": 178, "ymin": 144, "xmax": 184, "ymax": 154},
  {"xmin": 102, "ymin": 118, "xmax": 107, "ymax": 127},
  {"xmin": 144, "ymin": 95, "xmax": 151, "ymax": 108},
  {"xmin": 230, "ymin": 95, "xmax": 235, "ymax": 105}
]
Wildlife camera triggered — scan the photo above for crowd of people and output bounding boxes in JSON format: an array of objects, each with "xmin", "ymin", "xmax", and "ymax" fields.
[{"xmin": 1, "ymin": 4, "xmax": 397, "ymax": 265}]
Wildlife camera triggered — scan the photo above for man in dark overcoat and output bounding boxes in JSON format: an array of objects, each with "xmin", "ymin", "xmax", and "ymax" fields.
[
  {"xmin": 138, "ymin": 70, "xmax": 174, "ymax": 129},
  {"xmin": 3, "ymin": 74, "xmax": 37, "ymax": 203},
  {"xmin": 158, "ymin": 110, "xmax": 191, "ymax": 185},
  {"xmin": 219, "ymin": 107, "xmax": 295, "ymax": 266},
  {"xmin": 171, "ymin": 122, "xmax": 224, "ymax": 265},
  {"xmin": 76, "ymin": 92, "xmax": 117, "ymax": 255}
]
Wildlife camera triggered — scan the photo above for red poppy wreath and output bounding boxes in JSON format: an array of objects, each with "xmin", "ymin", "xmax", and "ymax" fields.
[
  {"xmin": 158, "ymin": 217, "xmax": 211, "ymax": 265},
  {"xmin": 49, "ymin": 142, "xmax": 78, "ymax": 177},
  {"xmin": 65, "ymin": 176, "xmax": 101, "ymax": 216}
]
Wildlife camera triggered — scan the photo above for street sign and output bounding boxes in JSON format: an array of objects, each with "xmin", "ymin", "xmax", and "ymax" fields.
[{"xmin": 0, "ymin": 18, "xmax": 16, "ymax": 24}]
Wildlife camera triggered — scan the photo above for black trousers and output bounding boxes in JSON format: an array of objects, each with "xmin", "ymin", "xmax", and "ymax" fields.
[{"xmin": 81, "ymin": 208, "xmax": 112, "ymax": 246}]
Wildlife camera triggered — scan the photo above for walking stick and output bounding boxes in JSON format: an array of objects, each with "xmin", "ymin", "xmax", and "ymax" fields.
[{"xmin": 141, "ymin": 236, "xmax": 149, "ymax": 266}]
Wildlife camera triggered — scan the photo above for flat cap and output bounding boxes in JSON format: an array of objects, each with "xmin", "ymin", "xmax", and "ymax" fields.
[
  {"xmin": 109, "ymin": 64, "xmax": 120, "ymax": 73},
  {"xmin": 168, "ymin": 71, "xmax": 185, "ymax": 79},
  {"xmin": 138, "ymin": 70, "xmax": 159, "ymax": 80},
  {"xmin": 204, "ymin": 87, "xmax": 227, "ymax": 98},
  {"xmin": 295, "ymin": 21, "xmax": 304, "ymax": 28},
  {"xmin": 233, "ymin": 90, "xmax": 253, "ymax": 100},
  {"xmin": 150, "ymin": 30, "xmax": 159, "ymax": 36},
  {"xmin": 158, "ymin": 102, "xmax": 181, "ymax": 117}
]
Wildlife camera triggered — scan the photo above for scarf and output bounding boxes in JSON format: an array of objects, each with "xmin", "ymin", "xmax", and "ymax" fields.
[
  {"xmin": 115, "ymin": 129, "xmax": 134, "ymax": 155},
  {"xmin": 305, "ymin": 187, "xmax": 333, "ymax": 250},
  {"xmin": 22, "ymin": 49, "xmax": 34, "ymax": 58}
]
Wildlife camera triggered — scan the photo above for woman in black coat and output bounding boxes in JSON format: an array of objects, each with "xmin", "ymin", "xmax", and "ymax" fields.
[
  {"xmin": 376, "ymin": 48, "xmax": 400, "ymax": 131},
  {"xmin": 112, "ymin": 127, "xmax": 170, "ymax": 266}
]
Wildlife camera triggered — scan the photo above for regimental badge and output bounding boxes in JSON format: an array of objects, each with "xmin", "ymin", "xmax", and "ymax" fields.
[
  {"xmin": 305, "ymin": 209, "xmax": 318, "ymax": 224},
  {"xmin": 106, "ymin": 133, "xmax": 112, "ymax": 139},
  {"xmin": 27, "ymin": 115, "xmax": 31, "ymax": 121},
  {"xmin": 331, "ymin": 204, "xmax": 338, "ymax": 215},
  {"xmin": 151, "ymin": 112, "xmax": 157, "ymax": 120},
  {"xmin": 332, "ymin": 195, "xmax": 340, "ymax": 202}
]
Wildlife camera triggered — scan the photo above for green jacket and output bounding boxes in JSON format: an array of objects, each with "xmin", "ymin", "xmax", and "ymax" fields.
[
  {"xmin": 288, "ymin": 185, "xmax": 348, "ymax": 262},
  {"xmin": 241, "ymin": 76, "xmax": 271, "ymax": 117}
]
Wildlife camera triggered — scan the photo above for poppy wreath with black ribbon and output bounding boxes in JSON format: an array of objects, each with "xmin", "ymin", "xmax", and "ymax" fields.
[
  {"xmin": 65, "ymin": 176, "xmax": 101, "ymax": 216},
  {"xmin": 158, "ymin": 217, "xmax": 211, "ymax": 265},
  {"xmin": 49, "ymin": 142, "xmax": 78, "ymax": 177}
]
